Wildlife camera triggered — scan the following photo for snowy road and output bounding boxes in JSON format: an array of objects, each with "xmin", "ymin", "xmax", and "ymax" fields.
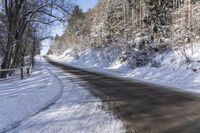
[
  {"xmin": 9, "ymin": 59, "xmax": 200, "ymax": 133},
  {"xmin": 8, "ymin": 61, "xmax": 124, "ymax": 133}
]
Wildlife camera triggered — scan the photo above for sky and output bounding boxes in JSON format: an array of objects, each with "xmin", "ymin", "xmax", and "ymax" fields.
[
  {"xmin": 41, "ymin": 0, "xmax": 98, "ymax": 55},
  {"xmin": 76, "ymin": 0, "xmax": 98, "ymax": 12}
]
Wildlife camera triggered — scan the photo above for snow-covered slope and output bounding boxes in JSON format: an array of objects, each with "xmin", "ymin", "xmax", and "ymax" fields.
[
  {"xmin": 0, "ymin": 60, "xmax": 63, "ymax": 132},
  {"xmin": 49, "ymin": 45, "xmax": 200, "ymax": 95}
]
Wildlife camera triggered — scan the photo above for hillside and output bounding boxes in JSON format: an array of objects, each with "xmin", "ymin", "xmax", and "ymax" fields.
[{"xmin": 48, "ymin": 0, "xmax": 200, "ymax": 77}]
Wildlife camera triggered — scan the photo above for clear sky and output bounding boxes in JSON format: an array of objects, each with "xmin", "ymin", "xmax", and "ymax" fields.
[
  {"xmin": 76, "ymin": 0, "xmax": 98, "ymax": 12},
  {"xmin": 41, "ymin": 0, "xmax": 98, "ymax": 55}
]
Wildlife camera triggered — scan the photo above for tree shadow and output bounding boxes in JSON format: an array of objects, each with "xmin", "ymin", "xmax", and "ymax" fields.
[{"xmin": 49, "ymin": 60, "xmax": 200, "ymax": 133}]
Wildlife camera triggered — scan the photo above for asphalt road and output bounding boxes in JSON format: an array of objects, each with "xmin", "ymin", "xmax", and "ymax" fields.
[
  {"xmin": 46, "ymin": 59, "xmax": 200, "ymax": 133},
  {"xmin": 9, "ymin": 58, "xmax": 200, "ymax": 133}
]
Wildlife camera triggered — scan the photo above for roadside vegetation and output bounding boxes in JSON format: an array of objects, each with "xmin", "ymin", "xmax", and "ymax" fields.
[
  {"xmin": 0, "ymin": 0, "xmax": 73, "ymax": 78},
  {"xmin": 49, "ymin": 0, "xmax": 200, "ymax": 71}
]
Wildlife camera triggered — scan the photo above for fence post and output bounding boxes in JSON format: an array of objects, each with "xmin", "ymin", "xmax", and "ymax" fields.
[
  {"xmin": 9, "ymin": 72, "xmax": 12, "ymax": 76},
  {"xmin": 20, "ymin": 68, "xmax": 24, "ymax": 79},
  {"xmin": 27, "ymin": 67, "xmax": 31, "ymax": 76}
]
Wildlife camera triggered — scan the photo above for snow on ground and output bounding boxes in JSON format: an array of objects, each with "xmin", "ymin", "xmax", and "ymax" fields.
[
  {"xmin": 0, "ymin": 60, "xmax": 63, "ymax": 132},
  {"xmin": 49, "ymin": 45, "xmax": 200, "ymax": 95},
  {"xmin": 9, "ymin": 61, "xmax": 125, "ymax": 133}
]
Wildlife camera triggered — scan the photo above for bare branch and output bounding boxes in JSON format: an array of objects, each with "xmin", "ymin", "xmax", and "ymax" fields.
[
  {"xmin": 39, "ymin": 10, "xmax": 65, "ymax": 21},
  {"xmin": 53, "ymin": 4, "xmax": 72, "ymax": 15},
  {"xmin": 28, "ymin": 19, "xmax": 60, "ymax": 25},
  {"xmin": 40, "ymin": 36, "xmax": 54, "ymax": 41},
  {"xmin": 24, "ymin": 4, "xmax": 51, "ymax": 17}
]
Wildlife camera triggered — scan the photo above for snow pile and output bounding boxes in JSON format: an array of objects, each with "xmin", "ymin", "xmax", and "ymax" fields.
[
  {"xmin": 50, "ymin": 44, "xmax": 200, "ymax": 95},
  {"xmin": 0, "ymin": 60, "xmax": 63, "ymax": 132}
]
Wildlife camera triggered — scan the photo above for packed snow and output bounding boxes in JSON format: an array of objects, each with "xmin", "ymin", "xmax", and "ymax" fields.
[
  {"xmin": 49, "ymin": 44, "xmax": 200, "ymax": 95},
  {"xmin": 8, "ymin": 60, "xmax": 125, "ymax": 133},
  {"xmin": 0, "ymin": 60, "xmax": 63, "ymax": 132}
]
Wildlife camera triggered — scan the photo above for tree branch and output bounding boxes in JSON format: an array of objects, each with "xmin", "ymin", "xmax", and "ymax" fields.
[
  {"xmin": 28, "ymin": 19, "xmax": 60, "ymax": 25},
  {"xmin": 24, "ymin": 3, "xmax": 51, "ymax": 17},
  {"xmin": 53, "ymin": 4, "xmax": 72, "ymax": 15}
]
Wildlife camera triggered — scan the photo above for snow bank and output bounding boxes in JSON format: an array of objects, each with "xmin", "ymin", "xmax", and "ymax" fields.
[
  {"xmin": 125, "ymin": 67, "xmax": 200, "ymax": 94},
  {"xmin": 49, "ymin": 46, "xmax": 200, "ymax": 95},
  {"xmin": 50, "ymin": 46, "xmax": 127, "ymax": 69},
  {"xmin": 0, "ymin": 60, "xmax": 63, "ymax": 132}
]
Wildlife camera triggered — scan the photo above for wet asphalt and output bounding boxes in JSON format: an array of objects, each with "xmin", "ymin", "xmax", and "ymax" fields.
[{"xmin": 47, "ymin": 58, "xmax": 200, "ymax": 133}]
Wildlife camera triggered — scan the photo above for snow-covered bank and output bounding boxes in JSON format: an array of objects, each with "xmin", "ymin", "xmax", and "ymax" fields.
[
  {"xmin": 49, "ymin": 46, "xmax": 200, "ymax": 95},
  {"xmin": 0, "ymin": 60, "xmax": 63, "ymax": 132}
]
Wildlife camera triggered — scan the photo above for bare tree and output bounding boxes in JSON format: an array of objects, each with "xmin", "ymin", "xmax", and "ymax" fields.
[{"xmin": 0, "ymin": 0, "xmax": 74, "ymax": 78}]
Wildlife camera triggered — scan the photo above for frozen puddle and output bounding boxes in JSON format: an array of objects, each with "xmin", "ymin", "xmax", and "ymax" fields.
[{"xmin": 9, "ymin": 63, "xmax": 124, "ymax": 133}]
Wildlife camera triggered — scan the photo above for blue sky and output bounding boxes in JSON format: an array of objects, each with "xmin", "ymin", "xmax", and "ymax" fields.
[
  {"xmin": 76, "ymin": 0, "xmax": 98, "ymax": 12},
  {"xmin": 41, "ymin": 0, "xmax": 98, "ymax": 55}
]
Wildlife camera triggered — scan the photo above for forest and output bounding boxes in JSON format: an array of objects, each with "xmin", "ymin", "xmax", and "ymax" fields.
[
  {"xmin": 49, "ymin": 0, "xmax": 200, "ymax": 69},
  {"xmin": 0, "ymin": 0, "xmax": 200, "ymax": 78},
  {"xmin": 0, "ymin": 0, "xmax": 73, "ymax": 78}
]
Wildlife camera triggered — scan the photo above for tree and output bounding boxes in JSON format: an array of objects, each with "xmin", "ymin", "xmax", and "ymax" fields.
[
  {"xmin": 48, "ymin": 0, "xmax": 200, "ymax": 68},
  {"xmin": 0, "ymin": 0, "xmax": 73, "ymax": 78},
  {"xmin": 66, "ymin": 5, "xmax": 84, "ymax": 45}
]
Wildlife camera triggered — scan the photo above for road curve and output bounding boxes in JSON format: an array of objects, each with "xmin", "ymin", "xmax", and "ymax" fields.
[
  {"xmin": 46, "ymin": 58, "xmax": 200, "ymax": 133},
  {"xmin": 10, "ymin": 60, "xmax": 200, "ymax": 133}
]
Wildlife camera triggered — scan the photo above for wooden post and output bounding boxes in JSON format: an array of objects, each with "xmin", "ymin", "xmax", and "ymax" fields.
[
  {"xmin": 20, "ymin": 68, "xmax": 24, "ymax": 79},
  {"xmin": 27, "ymin": 67, "xmax": 32, "ymax": 76},
  {"xmin": 27, "ymin": 68, "xmax": 30, "ymax": 76},
  {"xmin": 9, "ymin": 72, "xmax": 12, "ymax": 76}
]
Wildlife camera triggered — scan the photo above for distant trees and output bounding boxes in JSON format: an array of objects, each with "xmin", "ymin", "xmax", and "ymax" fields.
[
  {"xmin": 67, "ymin": 5, "xmax": 84, "ymax": 46},
  {"xmin": 170, "ymin": 0, "xmax": 200, "ymax": 61},
  {"xmin": 0, "ymin": 0, "xmax": 73, "ymax": 78}
]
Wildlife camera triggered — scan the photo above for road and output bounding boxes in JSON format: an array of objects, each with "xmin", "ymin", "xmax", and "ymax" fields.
[{"xmin": 10, "ymin": 59, "xmax": 200, "ymax": 133}]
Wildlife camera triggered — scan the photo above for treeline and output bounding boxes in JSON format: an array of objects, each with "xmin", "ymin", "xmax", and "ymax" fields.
[
  {"xmin": 49, "ymin": 0, "xmax": 200, "ymax": 57},
  {"xmin": 0, "ymin": 0, "xmax": 73, "ymax": 78}
]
